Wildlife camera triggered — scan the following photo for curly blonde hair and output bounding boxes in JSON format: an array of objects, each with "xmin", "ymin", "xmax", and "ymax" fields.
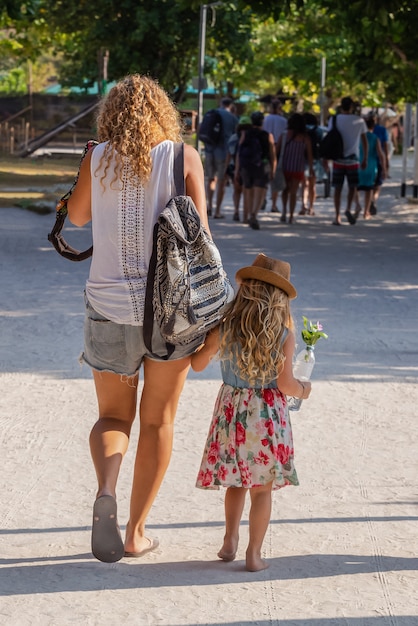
[
  {"xmin": 219, "ymin": 280, "xmax": 294, "ymax": 387},
  {"xmin": 96, "ymin": 74, "xmax": 183, "ymax": 186}
]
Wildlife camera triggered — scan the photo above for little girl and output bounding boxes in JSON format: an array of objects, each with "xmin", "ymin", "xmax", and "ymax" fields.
[{"xmin": 192, "ymin": 253, "xmax": 311, "ymax": 572}]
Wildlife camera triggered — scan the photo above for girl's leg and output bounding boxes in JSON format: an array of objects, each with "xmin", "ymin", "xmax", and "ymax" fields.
[
  {"xmin": 90, "ymin": 370, "xmax": 139, "ymax": 499},
  {"xmin": 124, "ymin": 356, "xmax": 191, "ymax": 555},
  {"xmin": 218, "ymin": 487, "xmax": 247, "ymax": 561},
  {"xmin": 246, "ymin": 482, "xmax": 273, "ymax": 572}
]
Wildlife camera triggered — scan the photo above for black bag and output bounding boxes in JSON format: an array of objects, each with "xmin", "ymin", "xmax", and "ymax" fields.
[
  {"xmin": 319, "ymin": 115, "xmax": 344, "ymax": 160},
  {"xmin": 47, "ymin": 139, "xmax": 97, "ymax": 261},
  {"xmin": 238, "ymin": 129, "xmax": 263, "ymax": 169},
  {"xmin": 198, "ymin": 109, "xmax": 223, "ymax": 146},
  {"xmin": 144, "ymin": 144, "xmax": 234, "ymax": 358},
  {"xmin": 307, "ymin": 126, "xmax": 321, "ymax": 161}
]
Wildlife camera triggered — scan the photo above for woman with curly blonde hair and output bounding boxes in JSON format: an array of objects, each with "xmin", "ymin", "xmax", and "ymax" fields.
[
  {"xmin": 67, "ymin": 74, "xmax": 209, "ymax": 563},
  {"xmin": 192, "ymin": 253, "xmax": 311, "ymax": 572}
]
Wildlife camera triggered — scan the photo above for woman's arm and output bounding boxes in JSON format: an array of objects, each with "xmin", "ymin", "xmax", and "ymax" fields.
[
  {"xmin": 67, "ymin": 149, "xmax": 94, "ymax": 226},
  {"xmin": 276, "ymin": 330, "xmax": 312, "ymax": 400},
  {"xmin": 376, "ymin": 138, "xmax": 387, "ymax": 179},
  {"xmin": 183, "ymin": 143, "xmax": 211, "ymax": 235},
  {"xmin": 276, "ymin": 133, "xmax": 282, "ymax": 159},
  {"xmin": 190, "ymin": 326, "xmax": 220, "ymax": 372},
  {"xmin": 268, "ymin": 132, "xmax": 277, "ymax": 178}
]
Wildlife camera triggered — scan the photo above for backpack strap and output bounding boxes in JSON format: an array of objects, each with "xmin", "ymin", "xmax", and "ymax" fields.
[
  {"xmin": 143, "ymin": 142, "xmax": 185, "ymax": 359},
  {"xmin": 173, "ymin": 142, "xmax": 185, "ymax": 195}
]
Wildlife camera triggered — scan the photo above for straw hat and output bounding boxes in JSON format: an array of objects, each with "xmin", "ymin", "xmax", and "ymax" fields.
[{"xmin": 235, "ymin": 253, "xmax": 297, "ymax": 299}]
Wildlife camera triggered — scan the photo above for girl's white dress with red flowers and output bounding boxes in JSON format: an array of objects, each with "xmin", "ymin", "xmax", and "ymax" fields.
[{"xmin": 196, "ymin": 333, "xmax": 299, "ymax": 491}]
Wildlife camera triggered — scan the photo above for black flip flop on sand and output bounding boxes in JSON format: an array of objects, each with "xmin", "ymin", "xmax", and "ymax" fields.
[{"xmin": 91, "ymin": 495, "xmax": 125, "ymax": 563}]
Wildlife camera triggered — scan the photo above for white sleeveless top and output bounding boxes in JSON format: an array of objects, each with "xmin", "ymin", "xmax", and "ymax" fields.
[{"xmin": 86, "ymin": 140, "xmax": 177, "ymax": 325}]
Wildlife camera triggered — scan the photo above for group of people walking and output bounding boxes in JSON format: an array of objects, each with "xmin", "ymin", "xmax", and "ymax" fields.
[{"xmin": 201, "ymin": 95, "xmax": 390, "ymax": 229}]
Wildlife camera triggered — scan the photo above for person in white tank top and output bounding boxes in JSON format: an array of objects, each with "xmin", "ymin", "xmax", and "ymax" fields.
[{"xmin": 67, "ymin": 75, "xmax": 210, "ymax": 562}]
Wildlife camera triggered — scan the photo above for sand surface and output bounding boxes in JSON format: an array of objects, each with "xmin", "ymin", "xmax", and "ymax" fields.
[{"xmin": 0, "ymin": 155, "xmax": 417, "ymax": 625}]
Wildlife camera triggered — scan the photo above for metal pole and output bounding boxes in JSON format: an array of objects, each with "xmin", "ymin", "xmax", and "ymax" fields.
[
  {"xmin": 413, "ymin": 104, "xmax": 418, "ymax": 198},
  {"xmin": 401, "ymin": 103, "xmax": 412, "ymax": 197},
  {"xmin": 320, "ymin": 56, "xmax": 326, "ymax": 127}
]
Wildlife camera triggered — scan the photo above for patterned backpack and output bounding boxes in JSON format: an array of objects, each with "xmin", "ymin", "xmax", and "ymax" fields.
[{"xmin": 143, "ymin": 144, "xmax": 234, "ymax": 357}]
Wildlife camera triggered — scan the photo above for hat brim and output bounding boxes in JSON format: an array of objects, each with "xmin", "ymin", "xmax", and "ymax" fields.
[{"xmin": 235, "ymin": 266, "xmax": 297, "ymax": 299}]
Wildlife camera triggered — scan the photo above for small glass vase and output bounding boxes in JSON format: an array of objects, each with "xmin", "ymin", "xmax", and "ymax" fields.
[{"xmin": 288, "ymin": 345, "xmax": 315, "ymax": 412}]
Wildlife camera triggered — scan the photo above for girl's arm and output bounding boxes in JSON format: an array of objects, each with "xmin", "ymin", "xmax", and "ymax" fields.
[
  {"xmin": 276, "ymin": 330, "xmax": 312, "ymax": 400},
  {"xmin": 67, "ymin": 149, "xmax": 94, "ymax": 226},
  {"xmin": 190, "ymin": 326, "xmax": 220, "ymax": 372},
  {"xmin": 183, "ymin": 143, "xmax": 211, "ymax": 236}
]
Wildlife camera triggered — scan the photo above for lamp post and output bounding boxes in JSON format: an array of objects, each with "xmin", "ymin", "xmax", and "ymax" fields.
[{"xmin": 196, "ymin": 2, "xmax": 223, "ymax": 149}]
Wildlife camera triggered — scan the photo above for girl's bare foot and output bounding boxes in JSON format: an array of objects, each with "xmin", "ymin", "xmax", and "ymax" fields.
[
  {"xmin": 217, "ymin": 535, "xmax": 238, "ymax": 562},
  {"xmin": 246, "ymin": 550, "xmax": 269, "ymax": 572}
]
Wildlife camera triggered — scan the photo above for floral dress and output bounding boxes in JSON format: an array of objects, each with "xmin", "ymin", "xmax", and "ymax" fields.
[{"xmin": 196, "ymin": 331, "xmax": 299, "ymax": 491}]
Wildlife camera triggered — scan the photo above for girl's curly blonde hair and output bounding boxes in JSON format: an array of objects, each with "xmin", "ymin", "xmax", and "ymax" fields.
[
  {"xmin": 96, "ymin": 74, "xmax": 183, "ymax": 186},
  {"xmin": 219, "ymin": 280, "xmax": 294, "ymax": 387}
]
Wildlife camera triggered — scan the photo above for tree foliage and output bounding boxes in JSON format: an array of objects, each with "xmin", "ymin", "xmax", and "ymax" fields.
[{"xmin": 1, "ymin": 0, "xmax": 418, "ymax": 104}]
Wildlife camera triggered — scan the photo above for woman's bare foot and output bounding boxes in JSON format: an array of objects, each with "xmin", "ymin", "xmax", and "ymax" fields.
[
  {"xmin": 217, "ymin": 535, "xmax": 238, "ymax": 562},
  {"xmin": 245, "ymin": 550, "xmax": 269, "ymax": 572},
  {"xmin": 124, "ymin": 521, "xmax": 157, "ymax": 556}
]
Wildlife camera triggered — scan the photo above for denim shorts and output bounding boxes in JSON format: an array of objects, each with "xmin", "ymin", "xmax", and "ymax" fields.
[
  {"xmin": 204, "ymin": 150, "xmax": 227, "ymax": 180},
  {"xmin": 81, "ymin": 295, "xmax": 203, "ymax": 376}
]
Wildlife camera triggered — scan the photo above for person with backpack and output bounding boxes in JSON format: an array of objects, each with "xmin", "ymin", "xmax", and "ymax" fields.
[
  {"xmin": 66, "ymin": 75, "xmax": 209, "ymax": 563},
  {"xmin": 235, "ymin": 111, "xmax": 276, "ymax": 230},
  {"xmin": 227, "ymin": 115, "xmax": 252, "ymax": 221},
  {"xmin": 324, "ymin": 96, "xmax": 368, "ymax": 226},
  {"xmin": 199, "ymin": 97, "xmax": 238, "ymax": 218},
  {"xmin": 276, "ymin": 113, "xmax": 313, "ymax": 224}
]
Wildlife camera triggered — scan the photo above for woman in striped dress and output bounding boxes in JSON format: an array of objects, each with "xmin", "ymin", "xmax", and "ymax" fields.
[{"xmin": 276, "ymin": 113, "xmax": 313, "ymax": 224}]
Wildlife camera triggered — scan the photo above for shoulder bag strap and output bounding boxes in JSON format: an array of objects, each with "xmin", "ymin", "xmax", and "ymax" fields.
[{"xmin": 143, "ymin": 142, "xmax": 184, "ymax": 358}]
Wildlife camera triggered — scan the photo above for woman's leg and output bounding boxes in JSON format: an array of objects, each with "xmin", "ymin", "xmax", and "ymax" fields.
[
  {"xmin": 124, "ymin": 356, "xmax": 191, "ymax": 554},
  {"xmin": 363, "ymin": 189, "xmax": 373, "ymax": 218},
  {"xmin": 246, "ymin": 482, "xmax": 273, "ymax": 572},
  {"xmin": 90, "ymin": 370, "xmax": 139, "ymax": 499},
  {"xmin": 308, "ymin": 174, "xmax": 316, "ymax": 214},
  {"xmin": 233, "ymin": 180, "xmax": 242, "ymax": 218},
  {"xmin": 281, "ymin": 188, "xmax": 288, "ymax": 221},
  {"xmin": 242, "ymin": 187, "xmax": 252, "ymax": 223},
  {"xmin": 89, "ymin": 370, "xmax": 139, "ymax": 562},
  {"xmin": 218, "ymin": 487, "xmax": 247, "ymax": 561},
  {"xmin": 288, "ymin": 178, "xmax": 301, "ymax": 223}
]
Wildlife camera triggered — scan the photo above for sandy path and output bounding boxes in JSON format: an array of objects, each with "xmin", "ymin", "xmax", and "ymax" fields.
[{"xmin": 0, "ymin": 155, "xmax": 417, "ymax": 625}]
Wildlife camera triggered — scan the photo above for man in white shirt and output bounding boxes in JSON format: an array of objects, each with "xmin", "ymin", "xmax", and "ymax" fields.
[{"xmin": 327, "ymin": 96, "xmax": 368, "ymax": 225}]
